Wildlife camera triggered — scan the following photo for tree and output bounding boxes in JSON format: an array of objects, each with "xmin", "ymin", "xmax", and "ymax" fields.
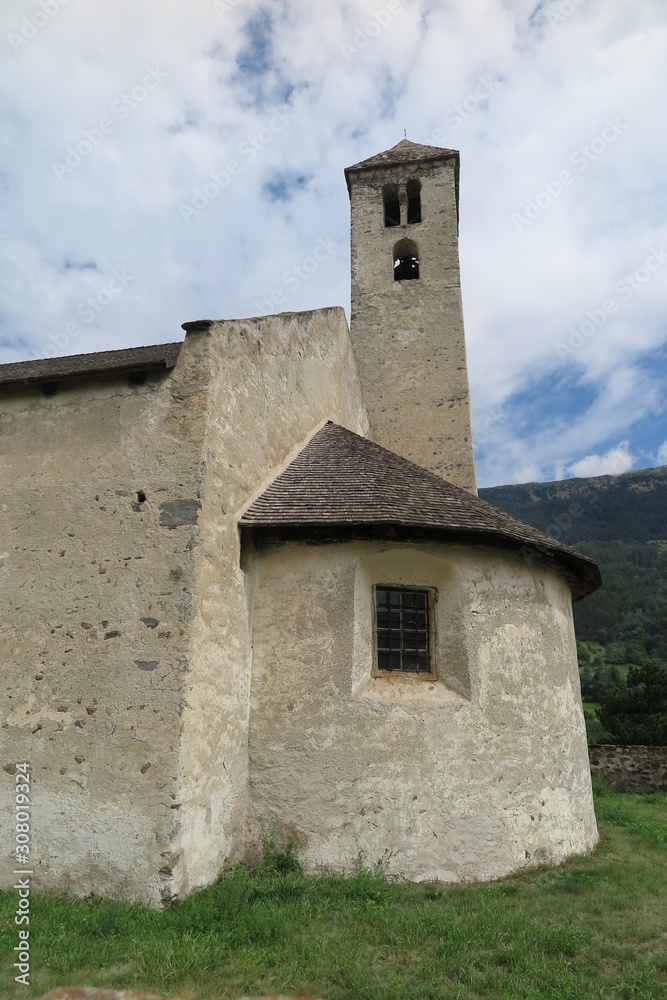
[
  {"xmin": 608, "ymin": 665, "xmax": 623, "ymax": 687},
  {"xmin": 577, "ymin": 642, "xmax": 592, "ymax": 665},
  {"xmin": 597, "ymin": 661, "xmax": 667, "ymax": 745},
  {"xmin": 580, "ymin": 665, "xmax": 594, "ymax": 699}
]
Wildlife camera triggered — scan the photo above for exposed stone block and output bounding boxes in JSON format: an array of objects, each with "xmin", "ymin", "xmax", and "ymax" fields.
[{"xmin": 158, "ymin": 499, "xmax": 201, "ymax": 526}]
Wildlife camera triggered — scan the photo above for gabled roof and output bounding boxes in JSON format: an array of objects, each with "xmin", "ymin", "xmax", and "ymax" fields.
[
  {"xmin": 239, "ymin": 422, "xmax": 601, "ymax": 600},
  {"xmin": 345, "ymin": 138, "xmax": 458, "ymax": 176},
  {"xmin": 0, "ymin": 342, "xmax": 183, "ymax": 388}
]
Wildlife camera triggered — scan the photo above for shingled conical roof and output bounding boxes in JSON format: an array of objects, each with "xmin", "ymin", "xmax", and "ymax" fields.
[{"xmin": 240, "ymin": 422, "xmax": 601, "ymax": 600}]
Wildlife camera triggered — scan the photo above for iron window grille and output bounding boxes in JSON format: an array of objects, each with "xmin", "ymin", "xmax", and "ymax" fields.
[{"xmin": 373, "ymin": 586, "xmax": 436, "ymax": 675}]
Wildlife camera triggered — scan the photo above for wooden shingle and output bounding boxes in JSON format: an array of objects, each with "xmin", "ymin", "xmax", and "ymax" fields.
[{"xmin": 240, "ymin": 422, "xmax": 601, "ymax": 600}]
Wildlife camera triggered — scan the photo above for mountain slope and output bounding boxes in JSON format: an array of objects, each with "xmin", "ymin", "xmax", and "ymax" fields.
[
  {"xmin": 479, "ymin": 466, "xmax": 667, "ymax": 662},
  {"xmin": 479, "ymin": 464, "xmax": 667, "ymax": 545}
]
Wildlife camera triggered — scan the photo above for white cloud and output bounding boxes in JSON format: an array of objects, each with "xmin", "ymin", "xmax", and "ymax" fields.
[
  {"xmin": 473, "ymin": 361, "xmax": 663, "ymax": 486},
  {"xmin": 656, "ymin": 440, "xmax": 667, "ymax": 466},
  {"xmin": 0, "ymin": 0, "xmax": 666, "ymax": 485},
  {"xmin": 567, "ymin": 442, "xmax": 634, "ymax": 478}
]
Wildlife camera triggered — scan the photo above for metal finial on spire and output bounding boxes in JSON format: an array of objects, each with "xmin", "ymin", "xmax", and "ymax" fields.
[{"xmin": 404, "ymin": 128, "xmax": 407, "ymax": 139}]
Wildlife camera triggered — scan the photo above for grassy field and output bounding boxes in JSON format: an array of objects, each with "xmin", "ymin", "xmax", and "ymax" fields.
[{"xmin": 2, "ymin": 784, "xmax": 666, "ymax": 1000}]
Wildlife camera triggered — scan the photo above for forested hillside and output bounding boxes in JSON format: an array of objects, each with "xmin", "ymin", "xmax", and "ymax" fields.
[
  {"xmin": 480, "ymin": 465, "xmax": 667, "ymax": 743},
  {"xmin": 480, "ymin": 464, "xmax": 667, "ymax": 544}
]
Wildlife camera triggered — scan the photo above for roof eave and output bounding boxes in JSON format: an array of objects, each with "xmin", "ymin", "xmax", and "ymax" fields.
[
  {"xmin": 5, "ymin": 358, "xmax": 178, "ymax": 389},
  {"xmin": 239, "ymin": 521, "xmax": 601, "ymax": 601},
  {"xmin": 0, "ymin": 343, "xmax": 183, "ymax": 390},
  {"xmin": 345, "ymin": 147, "xmax": 459, "ymax": 181}
]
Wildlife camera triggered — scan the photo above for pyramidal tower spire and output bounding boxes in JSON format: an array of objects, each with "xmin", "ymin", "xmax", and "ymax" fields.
[{"xmin": 345, "ymin": 139, "xmax": 477, "ymax": 494}]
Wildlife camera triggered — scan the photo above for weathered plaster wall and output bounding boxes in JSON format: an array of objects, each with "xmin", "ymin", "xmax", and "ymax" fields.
[
  {"xmin": 0, "ymin": 306, "xmax": 368, "ymax": 903},
  {"xmin": 174, "ymin": 308, "xmax": 368, "ymax": 895},
  {"xmin": 348, "ymin": 158, "xmax": 477, "ymax": 494},
  {"xmin": 246, "ymin": 540, "xmax": 597, "ymax": 882},
  {"xmin": 0, "ymin": 360, "xmax": 207, "ymax": 903}
]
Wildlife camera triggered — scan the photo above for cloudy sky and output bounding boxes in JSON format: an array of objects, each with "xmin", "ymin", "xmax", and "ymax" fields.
[{"xmin": 1, "ymin": 0, "xmax": 666, "ymax": 487}]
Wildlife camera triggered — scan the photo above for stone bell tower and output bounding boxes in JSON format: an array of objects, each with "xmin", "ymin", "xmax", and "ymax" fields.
[{"xmin": 345, "ymin": 139, "xmax": 477, "ymax": 494}]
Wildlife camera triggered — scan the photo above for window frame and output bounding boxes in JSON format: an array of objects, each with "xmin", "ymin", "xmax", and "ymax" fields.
[{"xmin": 371, "ymin": 584, "xmax": 438, "ymax": 680}]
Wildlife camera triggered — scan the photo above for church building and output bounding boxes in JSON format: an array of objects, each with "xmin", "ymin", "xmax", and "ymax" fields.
[{"xmin": 0, "ymin": 140, "xmax": 601, "ymax": 904}]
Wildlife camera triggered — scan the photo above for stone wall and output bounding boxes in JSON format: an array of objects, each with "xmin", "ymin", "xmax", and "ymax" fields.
[
  {"xmin": 588, "ymin": 745, "xmax": 667, "ymax": 793},
  {"xmin": 0, "ymin": 354, "xmax": 206, "ymax": 903},
  {"xmin": 245, "ymin": 538, "xmax": 598, "ymax": 883},
  {"xmin": 174, "ymin": 308, "xmax": 368, "ymax": 898},
  {"xmin": 0, "ymin": 306, "xmax": 368, "ymax": 904},
  {"xmin": 348, "ymin": 156, "xmax": 477, "ymax": 494}
]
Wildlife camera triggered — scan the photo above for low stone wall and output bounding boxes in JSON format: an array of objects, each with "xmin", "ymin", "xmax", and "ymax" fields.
[{"xmin": 588, "ymin": 745, "xmax": 667, "ymax": 793}]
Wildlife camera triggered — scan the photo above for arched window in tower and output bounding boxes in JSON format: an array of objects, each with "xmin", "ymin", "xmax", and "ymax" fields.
[
  {"xmin": 382, "ymin": 184, "xmax": 401, "ymax": 227},
  {"xmin": 407, "ymin": 178, "xmax": 421, "ymax": 224},
  {"xmin": 393, "ymin": 238, "xmax": 419, "ymax": 281}
]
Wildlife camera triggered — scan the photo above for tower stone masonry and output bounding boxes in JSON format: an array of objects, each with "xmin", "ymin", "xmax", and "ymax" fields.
[{"xmin": 346, "ymin": 139, "xmax": 477, "ymax": 494}]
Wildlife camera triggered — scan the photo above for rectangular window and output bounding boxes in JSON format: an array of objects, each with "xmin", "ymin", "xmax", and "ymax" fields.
[{"xmin": 374, "ymin": 586, "xmax": 435, "ymax": 676}]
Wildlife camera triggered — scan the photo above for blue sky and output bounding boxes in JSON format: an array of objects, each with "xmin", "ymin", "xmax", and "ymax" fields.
[{"xmin": 1, "ymin": 0, "xmax": 666, "ymax": 487}]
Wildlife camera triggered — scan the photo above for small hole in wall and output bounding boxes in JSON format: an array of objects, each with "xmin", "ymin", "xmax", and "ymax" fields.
[
  {"xmin": 41, "ymin": 382, "xmax": 59, "ymax": 396},
  {"xmin": 137, "ymin": 491, "xmax": 147, "ymax": 504}
]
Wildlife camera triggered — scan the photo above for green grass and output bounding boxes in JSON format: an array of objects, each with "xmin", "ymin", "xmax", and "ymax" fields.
[{"xmin": 2, "ymin": 786, "xmax": 666, "ymax": 999}]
